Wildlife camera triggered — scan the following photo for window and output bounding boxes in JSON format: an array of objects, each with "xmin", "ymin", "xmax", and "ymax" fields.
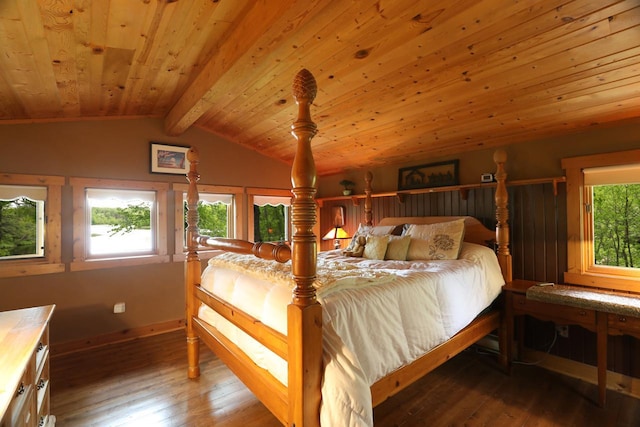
[
  {"xmin": 173, "ymin": 183, "xmax": 244, "ymax": 261},
  {"xmin": 562, "ymin": 150, "xmax": 640, "ymax": 292},
  {"xmin": 247, "ymin": 188, "xmax": 291, "ymax": 243},
  {"xmin": 70, "ymin": 178, "xmax": 169, "ymax": 271},
  {"xmin": 0, "ymin": 174, "xmax": 64, "ymax": 278}
]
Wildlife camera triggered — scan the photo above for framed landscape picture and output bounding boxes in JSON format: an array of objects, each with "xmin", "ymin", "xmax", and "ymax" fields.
[
  {"xmin": 150, "ymin": 143, "xmax": 190, "ymax": 174},
  {"xmin": 398, "ymin": 160, "xmax": 459, "ymax": 190}
]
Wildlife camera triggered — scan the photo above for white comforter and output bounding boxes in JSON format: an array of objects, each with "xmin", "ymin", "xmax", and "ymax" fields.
[{"xmin": 198, "ymin": 242, "xmax": 505, "ymax": 426}]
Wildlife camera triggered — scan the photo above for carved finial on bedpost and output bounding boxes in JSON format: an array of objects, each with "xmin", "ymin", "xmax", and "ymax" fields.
[
  {"xmin": 364, "ymin": 171, "xmax": 373, "ymax": 226},
  {"xmin": 186, "ymin": 147, "xmax": 201, "ymax": 258},
  {"xmin": 289, "ymin": 69, "xmax": 322, "ymax": 427},
  {"xmin": 290, "ymin": 69, "xmax": 318, "ymax": 305},
  {"xmin": 494, "ymin": 149, "xmax": 512, "ymax": 282},
  {"xmin": 185, "ymin": 146, "xmax": 201, "ymax": 379}
]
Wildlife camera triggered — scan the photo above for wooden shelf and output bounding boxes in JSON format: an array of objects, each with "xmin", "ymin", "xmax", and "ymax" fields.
[{"xmin": 317, "ymin": 176, "xmax": 566, "ymax": 205}]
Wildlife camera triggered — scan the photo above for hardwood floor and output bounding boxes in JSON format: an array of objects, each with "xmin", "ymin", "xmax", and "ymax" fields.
[{"xmin": 50, "ymin": 330, "xmax": 640, "ymax": 426}]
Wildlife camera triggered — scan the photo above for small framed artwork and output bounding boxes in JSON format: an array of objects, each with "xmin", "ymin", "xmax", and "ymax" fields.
[
  {"xmin": 150, "ymin": 143, "xmax": 190, "ymax": 174},
  {"xmin": 398, "ymin": 159, "xmax": 459, "ymax": 190}
]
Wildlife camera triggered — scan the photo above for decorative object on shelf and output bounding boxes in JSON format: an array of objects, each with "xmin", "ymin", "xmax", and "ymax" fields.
[
  {"xmin": 339, "ymin": 179, "xmax": 355, "ymax": 195},
  {"xmin": 150, "ymin": 142, "xmax": 190, "ymax": 174},
  {"xmin": 322, "ymin": 225, "xmax": 351, "ymax": 249},
  {"xmin": 481, "ymin": 173, "xmax": 495, "ymax": 183},
  {"xmin": 398, "ymin": 159, "xmax": 459, "ymax": 190}
]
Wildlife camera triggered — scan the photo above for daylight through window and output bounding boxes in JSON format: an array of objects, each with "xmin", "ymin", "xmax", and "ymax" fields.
[
  {"xmin": 86, "ymin": 188, "xmax": 156, "ymax": 256},
  {"xmin": 253, "ymin": 195, "xmax": 291, "ymax": 242},
  {"xmin": 0, "ymin": 185, "xmax": 46, "ymax": 259},
  {"xmin": 584, "ymin": 165, "xmax": 640, "ymax": 272}
]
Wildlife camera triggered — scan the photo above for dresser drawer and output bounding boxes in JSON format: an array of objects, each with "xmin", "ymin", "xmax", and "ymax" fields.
[
  {"xmin": 1, "ymin": 380, "xmax": 35, "ymax": 427},
  {"xmin": 608, "ymin": 314, "xmax": 640, "ymax": 338},
  {"xmin": 512, "ymin": 294, "xmax": 596, "ymax": 328}
]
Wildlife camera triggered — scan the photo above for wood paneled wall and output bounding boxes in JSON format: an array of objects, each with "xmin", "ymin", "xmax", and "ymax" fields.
[{"xmin": 319, "ymin": 181, "xmax": 638, "ymax": 378}]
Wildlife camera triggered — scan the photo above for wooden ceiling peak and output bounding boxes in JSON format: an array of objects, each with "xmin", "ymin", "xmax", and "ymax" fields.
[{"xmin": 1, "ymin": 0, "xmax": 639, "ymax": 175}]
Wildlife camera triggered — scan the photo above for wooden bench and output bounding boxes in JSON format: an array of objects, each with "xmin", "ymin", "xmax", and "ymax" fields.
[{"xmin": 503, "ymin": 280, "xmax": 640, "ymax": 407}]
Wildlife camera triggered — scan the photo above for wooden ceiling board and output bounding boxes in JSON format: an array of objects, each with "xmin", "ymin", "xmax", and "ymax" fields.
[{"xmin": 1, "ymin": 0, "xmax": 639, "ymax": 175}]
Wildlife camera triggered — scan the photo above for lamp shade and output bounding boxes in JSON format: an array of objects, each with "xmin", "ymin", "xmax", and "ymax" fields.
[{"xmin": 322, "ymin": 226, "xmax": 350, "ymax": 240}]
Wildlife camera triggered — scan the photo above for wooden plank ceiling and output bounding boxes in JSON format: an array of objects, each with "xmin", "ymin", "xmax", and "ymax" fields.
[{"xmin": 1, "ymin": 0, "xmax": 639, "ymax": 176}]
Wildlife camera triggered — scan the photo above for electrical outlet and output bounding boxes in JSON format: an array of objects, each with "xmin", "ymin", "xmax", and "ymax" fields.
[
  {"xmin": 113, "ymin": 302, "xmax": 126, "ymax": 314},
  {"xmin": 555, "ymin": 324, "xmax": 569, "ymax": 338}
]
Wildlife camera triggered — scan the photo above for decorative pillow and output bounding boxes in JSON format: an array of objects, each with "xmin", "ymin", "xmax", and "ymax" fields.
[
  {"xmin": 385, "ymin": 235, "xmax": 411, "ymax": 261},
  {"xmin": 345, "ymin": 224, "xmax": 397, "ymax": 252},
  {"xmin": 342, "ymin": 235, "xmax": 366, "ymax": 257},
  {"xmin": 405, "ymin": 218, "xmax": 466, "ymax": 260},
  {"xmin": 363, "ymin": 234, "xmax": 389, "ymax": 260}
]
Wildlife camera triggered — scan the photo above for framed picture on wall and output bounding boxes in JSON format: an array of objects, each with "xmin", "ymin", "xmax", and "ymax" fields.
[
  {"xmin": 150, "ymin": 142, "xmax": 190, "ymax": 174},
  {"xmin": 332, "ymin": 205, "xmax": 345, "ymax": 227},
  {"xmin": 397, "ymin": 159, "xmax": 459, "ymax": 190}
]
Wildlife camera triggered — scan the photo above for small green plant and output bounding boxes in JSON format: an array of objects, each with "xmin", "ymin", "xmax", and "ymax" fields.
[
  {"xmin": 339, "ymin": 179, "xmax": 355, "ymax": 190},
  {"xmin": 339, "ymin": 179, "xmax": 355, "ymax": 195}
]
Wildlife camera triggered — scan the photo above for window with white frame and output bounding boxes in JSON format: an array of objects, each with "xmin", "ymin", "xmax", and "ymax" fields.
[
  {"xmin": 70, "ymin": 177, "xmax": 169, "ymax": 271},
  {"xmin": 562, "ymin": 150, "xmax": 640, "ymax": 292},
  {"xmin": 173, "ymin": 183, "xmax": 243, "ymax": 261},
  {"xmin": 0, "ymin": 175, "xmax": 64, "ymax": 278},
  {"xmin": 248, "ymin": 189, "xmax": 292, "ymax": 243}
]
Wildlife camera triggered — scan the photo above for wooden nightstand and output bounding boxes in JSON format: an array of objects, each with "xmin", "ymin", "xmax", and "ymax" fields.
[{"xmin": 503, "ymin": 280, "xmax": 640, "ymax": 407}]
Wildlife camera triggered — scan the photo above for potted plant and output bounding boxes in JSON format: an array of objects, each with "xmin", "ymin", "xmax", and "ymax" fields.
[{"xmin": 339, "ymin": 179, "xmax": 355, "ymax": 195}]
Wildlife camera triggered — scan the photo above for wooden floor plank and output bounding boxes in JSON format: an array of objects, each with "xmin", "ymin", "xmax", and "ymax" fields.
[{"xmin": 50, "ymin": 330, "xmax": 640, "ymax": 426}]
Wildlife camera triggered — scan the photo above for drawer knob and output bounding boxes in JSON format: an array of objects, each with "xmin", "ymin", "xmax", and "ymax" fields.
[
  {"xmin": 579, "ymin": 310, "xmax": 586, "ymax": 316},
  {"xmin": 619, "ymin": 316, "xmax": 627, "ymax": 323},
  {"xmin": 17, "ymin": 383, "xmax": 25, "ymax": 396},
  {"xmin": 37, "ymin": 379, "xmax": 46, "ymax": 390}
]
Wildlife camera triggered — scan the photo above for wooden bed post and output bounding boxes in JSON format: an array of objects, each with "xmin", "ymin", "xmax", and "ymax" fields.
[
  {"xmin": 185, "ymin": 147, "xmax": 202, "ymax": 379},
  {"xmin": 364, "ymin": 171, "xmax": 373, "ymax": 226},
  {"xmin": 288, "ymin": 69, "xmax": 322, "ymax": 427},
  {"xmin": 494, "ymin": 149, "xmax": 512, "ymax": 283}
]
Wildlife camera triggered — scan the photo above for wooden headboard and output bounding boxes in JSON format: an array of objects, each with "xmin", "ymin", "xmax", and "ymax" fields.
[{"xmin": 378, "ymin": 216, "xmax": 496, "ymax": 247}]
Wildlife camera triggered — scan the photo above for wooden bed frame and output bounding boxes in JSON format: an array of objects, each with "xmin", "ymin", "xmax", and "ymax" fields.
[{"xmin": 184, "ymin": 69, "xmax": 512, "ymax": 426}]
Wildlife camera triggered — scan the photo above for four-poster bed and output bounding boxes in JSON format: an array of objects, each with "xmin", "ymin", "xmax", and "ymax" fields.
[{"xmin": 184, "ymin": 69, "xmax": 512, "ymax": 426}]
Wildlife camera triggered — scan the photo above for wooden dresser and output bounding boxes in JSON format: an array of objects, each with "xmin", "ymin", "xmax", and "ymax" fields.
[{"xmin": 0, "ymin": 305, "xmax": 55, "ymax": 427}]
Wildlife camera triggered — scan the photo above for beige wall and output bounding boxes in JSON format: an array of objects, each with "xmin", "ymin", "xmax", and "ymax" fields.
[
  {"xmin": 317, "ymin": 119, "xmax": 640, "ymax": 197},
  {"xmin": 2, "ymin": 117, "xmax": 640, "ymax": 346},
  {"xmin": 0, "ymin": 118, "xmax": 291, "ymax": 345}
]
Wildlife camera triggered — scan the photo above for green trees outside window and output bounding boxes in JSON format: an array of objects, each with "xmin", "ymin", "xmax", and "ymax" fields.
[
  {"xmin": 592, "ymin": 184, "xmax": 640, "ymax": 268},
  {"xmin": 254, "ymin": 204, "xmax": 286, "ymax": 242},
  {"xmin": 0, "ymin": 197, "xmax": 39, "ymax": 257},
  {"xmin": 184, "ymin": 201, "xmax": 230, "ymax": 238}
]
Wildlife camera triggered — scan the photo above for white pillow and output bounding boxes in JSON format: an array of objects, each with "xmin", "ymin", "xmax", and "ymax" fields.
[
  {"xmin": 363, "ymin": 234, "xmax": 389, "ymax": 260},
  {"xmin": 405, "ymin": 218, "xmax": 466, "ymax": 260},
  {"xmin": 385, "ymin": 235, "xmax": 411, "ymax": 260}
]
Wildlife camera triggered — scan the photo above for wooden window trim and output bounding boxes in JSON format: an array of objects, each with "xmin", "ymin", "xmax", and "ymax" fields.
[
  {"xmin": 0, "ymin": 173, "xmax": 64, "ymax": 278},
  {"xmin": 69, "ymin": 177, "xmax": 170, "ymax": 271},
  {"xmin": 562, "ymin": 149, "xmax": 640, "ymax": 292},
  {"xmin": 172, "ymin": 183, "xmax": 244, "ymax": 262}
]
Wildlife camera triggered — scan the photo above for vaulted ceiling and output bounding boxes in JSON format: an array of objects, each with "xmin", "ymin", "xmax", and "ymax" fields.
[{"xmin": 1, "ymin": 0, "xmax": 639, "ymax": 175}]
